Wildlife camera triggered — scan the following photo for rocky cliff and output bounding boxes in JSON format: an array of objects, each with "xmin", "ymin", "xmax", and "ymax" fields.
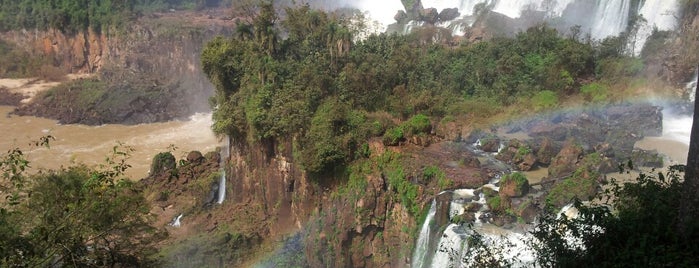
[{"xmin": 1, "ymin": 10, "xmax": 234, "ymax": 123}]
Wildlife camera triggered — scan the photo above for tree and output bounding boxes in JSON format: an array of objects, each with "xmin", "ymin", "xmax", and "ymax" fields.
[
  {"xmin": 679, "ymin": 66, "xmax": 699, "ymax": 238},
  {"xmin": 0, "ymin": 140, "xmax": 162, "ymax": 267}
]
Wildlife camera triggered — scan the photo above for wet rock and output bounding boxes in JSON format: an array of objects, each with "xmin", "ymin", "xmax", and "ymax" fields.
[
  {"xmin": 496, "ymin": 139, "xmax": 537, "ymax": 171},
  {"xmin": 434, "ymin": 192, "xmax": 453, "ymax": 228},
  {"xmin": 630, "ymin": 149, "xmax": 664, "ymax": 168},
  {"xmin": 499, "ymin": 173, "xmax": 530, "ymax": 198},
  {"xmin": 461, "ymin": 155, "xmax": 481, "ymax": 168},
  {"xmin": 548, "ymin": 140, "xmax": 584, "ymax": 179},
  {"xmin": 490, "ymin": 214, "xmax": 516, "ymax": 227},
  {"xmin": 535, "ymin": 137, "xmax": 557, "ymax": 165},
  {"xmin": 438, "ymin": 8, "xmax": 460, "ymax": 21},
  {"xmin": 479, "ymin": 135, "xmax": 501, "ymax": 153},
  {"xmin": 394, "ymin": 10, "xmax": 408, "ymax": 24},
  {"xmin": 420, "ymin": 8, "xmax": 439, "ymax": 24},
  {"xmin": 605, "ymin": 104, "xmax": 663, "ymax": 137},
  {"xmin": 187, "ymin": 151, "xmax": 204, "ymax": 164}
]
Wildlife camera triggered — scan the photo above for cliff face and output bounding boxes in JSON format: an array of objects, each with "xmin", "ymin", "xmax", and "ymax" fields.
[
  {"xmin": 0, "ymin": 11, "xmax": 234, "ymax": 113},
  {"xmin": 227, "ymin": 137, "xmax": 320, "ymax": 238}
]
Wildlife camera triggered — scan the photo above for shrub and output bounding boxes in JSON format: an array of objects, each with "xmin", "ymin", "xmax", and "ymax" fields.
[
  {"xmin": 500, "ymin": 172, "xmax": 530, "ymax": 197},
  {"xmin": 580, "ymin": 82, "xmax": 608, "ymax": 102},
  {"xmin": 383, "ymin": 127, "xmax": 404, "ymax": 146},
  {"xmin": 531, "ymin": 90, "xmax": 558, "ymax": 110},
  {"xmin": 151, "ymin": 152, "xmax": 176, "ymax": 175},
  {"xmin": 403, "ymin": 114, "xmax": 432, "ymax": 136}
]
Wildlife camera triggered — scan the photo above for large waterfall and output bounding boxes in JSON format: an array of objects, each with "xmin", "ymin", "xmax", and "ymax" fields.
[{"xmin": 418, "ymin": 0, "xmax": 679, "ymax": 42}]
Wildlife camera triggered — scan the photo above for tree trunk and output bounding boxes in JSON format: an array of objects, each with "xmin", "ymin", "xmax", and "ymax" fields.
[{"xmin": 679, "ymin": 65, "xmax": 699, "ymax": 238}]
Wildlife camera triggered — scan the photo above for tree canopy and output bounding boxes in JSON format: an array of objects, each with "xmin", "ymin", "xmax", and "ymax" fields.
[
  {"xmin": 202, "ymin": 4, "xmax": 637, "ymax": 175},
  {"xmin": 0, "ymin": 140, "xmax": 161, "ymax": 266}
]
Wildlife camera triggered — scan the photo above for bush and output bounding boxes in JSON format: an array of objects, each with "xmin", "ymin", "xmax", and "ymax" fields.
[
  {"xmin": 580, "ymin": 82, "xmax": 608, "ymax": 102},
  {"xmin": 403, "ymin": 114, "xmax": 432, "ymax": 136},
  {"xmin": 500, "ymin": 172, "xmax": 529, "ymax": 197},
  {"xmin": 533, "ymin": 165, "xmax": 699, "ymax": 267},
  {"xmin": 531, "ymin": 90, "xmax": 558, "ymax": 110},
  {"xmin": 383, "ymin": 127, "xmax": 404, "ymax": 146},
  {"xmin": 151, "ymin": 152, "xmax": 176, "ymax": 175}
]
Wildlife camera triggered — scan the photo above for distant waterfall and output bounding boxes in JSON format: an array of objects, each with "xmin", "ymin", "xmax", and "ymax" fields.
[
  {"xmin": 632, "ymin": 0, "xmax": 680, "ymax": 55},
  {"xmin": 170, "ymin": 214, "xmax": 183, "ymax": 227},
  {"xmin": 216, "ymin": 136, "xmax": 230, "ymax": 204},
  {"xmin": 412, "ymin": 200, "xmax": 436, "ymax": 268}
]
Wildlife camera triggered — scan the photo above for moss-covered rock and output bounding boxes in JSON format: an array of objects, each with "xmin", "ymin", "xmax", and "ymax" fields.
[
  {"xmin": 151, "ymin": 152, "xmax": 176, "ymax": 175},
  {"xmin": 546, "ymin": 165, "xmax": 601, "ymax": 208},
  {"xmin": 499, "ymin": 172, "xmax": 530, "ymax": 198}
]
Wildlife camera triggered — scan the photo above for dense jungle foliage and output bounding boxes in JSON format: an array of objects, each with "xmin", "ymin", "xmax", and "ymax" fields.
[
  {"xmin": 531, "ymin": 165, "xmax": 699, "ymax": 267},
  {"xmin": 0, "ymin": 0, "xmax": 227, "ymax": 32},
  {"xmin": 0, "ymin": 139, "xmax": 161, "ymax": 266},
  {"xmin": 202, "ymin": 3, "xmax": 652, "ymax": 175}
]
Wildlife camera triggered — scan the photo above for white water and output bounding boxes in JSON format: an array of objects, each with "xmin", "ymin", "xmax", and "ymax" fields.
[
  {"xmin": 633, "ymin": 0, "xmax": 680, "ymax": 55},
  {"xmin": 216, "ymin": 136, "xmax": 230, "ymax": 204},
  {"xmin": 412, "ymin": 200, "xmax": 437, "ymax": 268},
  {"xmin": 368, "ymin": 0, "xmax": 681, "ymax": 52},
  {"xmin": 664, "ymin": 114, "xmax": 693, "ymax": 146},
  {"xmin": 216, "ymin": 169, "xmax": 226, "ymax": 204},
  {"xmin": 170, "ymin": 213, "xmax": 183, "ymax": 227}
]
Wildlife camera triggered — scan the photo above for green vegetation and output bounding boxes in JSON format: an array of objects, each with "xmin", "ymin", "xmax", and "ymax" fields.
[
  {"xmin": 202, "ymin": 4, "xmax": 662, "ymax": 177},
  {"xmin": 500, "ymin": 172, "xmax": 529, "ymax": 197},
  {"xmin": 0, "ymin": 138, "xmax": 160, "ymax": 266},
  {"xmin": 151, "ymin": 151, "xmax": 176, "ymax": 174},
  {"xmin": 0, "ymin": 0, "xmax": 133, "ymax": 33},
  {"xmin": 0, "ymin": 0, "xmax": 229, "ymax": 33},
  {"xmin": 546, "ymin": 153, "xmax": 603, "ymax": 208},
  {"xmin": 533, "ymin": 165, "xmax": 699, "ymax": 267},
  {"xmin": 580, "ymin": 82, "xmax": 609, "ymax": 102},
  {"xmin": 531, "ymin": 90, "xmax": 558, "ymax": 110}
]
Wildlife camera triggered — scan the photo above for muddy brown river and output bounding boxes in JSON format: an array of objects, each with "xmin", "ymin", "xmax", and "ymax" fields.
[{"xmin": 0, "ymin": 105, "xmax": 219, "ymax": 179}]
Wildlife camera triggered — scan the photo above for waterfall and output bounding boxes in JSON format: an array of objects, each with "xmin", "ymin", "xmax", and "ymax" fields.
[
  {"xmin": 170, "ymin": 214, "xmax": 183, "ymax": 227},
  {"xmin": 216, "ymin": 136, "xmax": 230, "ymax": 204},
  {"xmin": 412, "ymin": 200, "xmax": 437, "ymax": 268},
  {"xmin": 688, "ymin": 73, "xmax": 697, "ymax": 103},
  {"xmin": 216, "ymin": 169, "xmax": 226, "ymax": 204},
  {"xmin": 632, "ymin": 0, "xmax": 680, "ymax": 55}
]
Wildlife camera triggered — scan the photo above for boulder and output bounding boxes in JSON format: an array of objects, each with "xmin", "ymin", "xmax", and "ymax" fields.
[
  {"xmin": 513, "ymin": 198, "xmax": 538, "ymax": 223},
  {"xmin": 548, "ymin": 140, "xmax": 584, "ymax": 179},
  {"xmin": 394, "ymin": 10, "xmax": 408, "ymax": 24},
  {"xmin": 630, "ymin": 149, "xmax": 664, "ymax": 168},
  {"xmin": 438, "ymin": 8, "xmax": 461, "ymax": 21},
  {"xmin": 434, "ymin": 191, "xmax": 453, "ymax": 228},
  {"xmin": 535, "ymin": 137, "xmax": 557, "ymax": 165},
  {"xmin": 187, "ymin": 150, "xmax": 204, "ymax": 163},
  {"xmin": 496, "ymin": 139, "xmax": 537, "ymax": 171},
  {"xmin": 499, "ymin": 172, "xmax": 530, "ymax": 198},
  {"xmin": 150, "ymin": 152, "xmax": 176, "ymax": 175},
  {"xmin": 420, "ymin": 8, "xmax": 439, "ymax": 24},
  {"xmin": 479, "ymin": 135, "xmax": 501, "ymax": 153}
]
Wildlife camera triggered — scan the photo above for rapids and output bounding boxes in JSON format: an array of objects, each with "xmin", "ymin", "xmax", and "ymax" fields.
[
  {"xmin": 0, "ymin": 105, "xmax": 219, "ymax": 179},
  {"xmin": 412, "ymin": 101, "xmax": 693, "ymax": 267}
]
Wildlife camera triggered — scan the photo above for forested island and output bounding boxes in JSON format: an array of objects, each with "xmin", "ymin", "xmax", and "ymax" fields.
[{"xmin": 0, "ymin": 0, "xmax": 698, "ymax": 267}]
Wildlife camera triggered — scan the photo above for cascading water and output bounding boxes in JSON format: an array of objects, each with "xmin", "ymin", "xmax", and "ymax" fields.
[
  {"xmin": 400, "ymin": 0, "xmax": 680, "ymax": 52},
  {"xmin": 632, "ymin": 0, "xmax": 680, "ymax": 55},
  {"xmin": 170, "ymin": 214, "xmax": 183, "ymax": 227},
  {"xmin": 216, "ymin": 136, "xmax": 230, "ymax": 204},
  {"xmin": 412, "ymin": 200, "xmax": 437, "ymax": 268}
]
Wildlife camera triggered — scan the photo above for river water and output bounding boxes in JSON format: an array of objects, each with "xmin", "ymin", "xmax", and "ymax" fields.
[{"xmin": 0, "ymin": 105, "xmax": 219, "ymax": 179}]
